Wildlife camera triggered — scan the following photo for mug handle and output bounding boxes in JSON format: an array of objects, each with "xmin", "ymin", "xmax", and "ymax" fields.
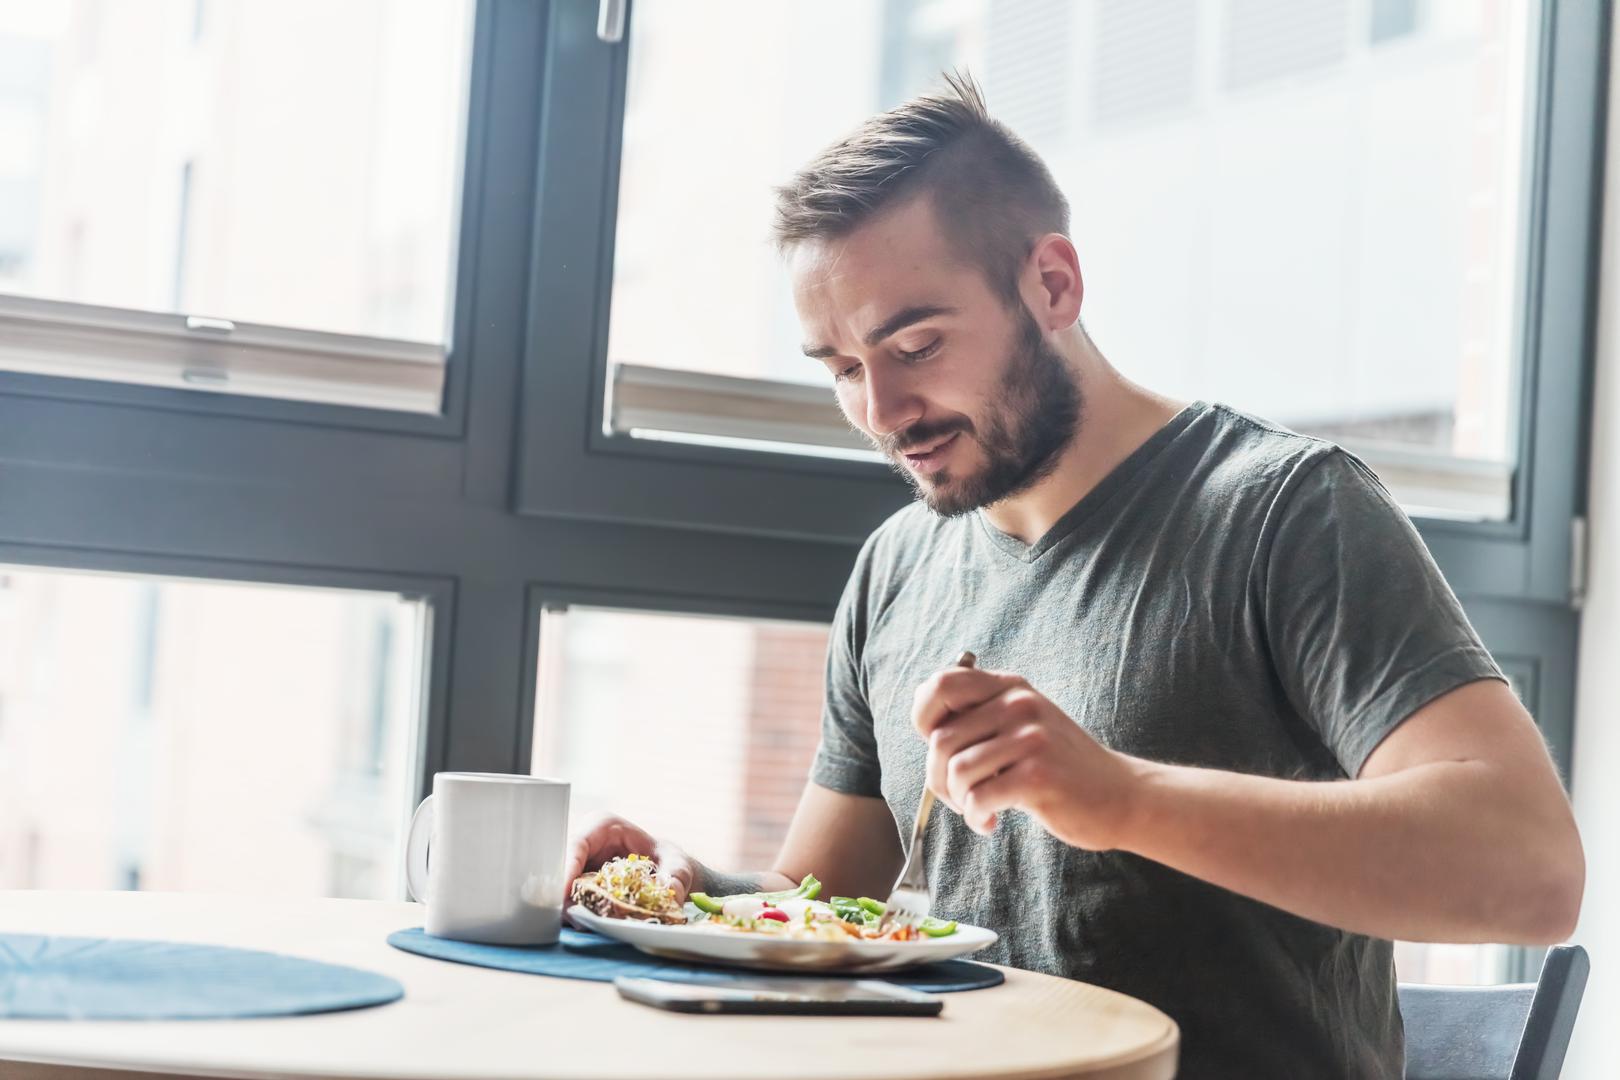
[{"xmin": 405, "ymin": 794, "xmax": 435, "ymax": 902}]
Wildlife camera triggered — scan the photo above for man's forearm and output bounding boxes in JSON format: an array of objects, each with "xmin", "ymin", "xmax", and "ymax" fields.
[
  {"xmin": 1114, "ymin": 757, "xmax": 1582, "ymax": 944},
  {"xmin": 691, "ymin": 864, "xmax": 798, "ymax": 897}
]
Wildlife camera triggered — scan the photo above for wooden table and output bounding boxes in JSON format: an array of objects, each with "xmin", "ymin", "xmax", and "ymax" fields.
[{"xmin": 0, "ymin": 890, "xmax": 1178, "ymax": 1080}]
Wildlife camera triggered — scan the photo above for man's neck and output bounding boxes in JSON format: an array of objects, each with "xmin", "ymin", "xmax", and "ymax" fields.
[{"xmin": 980, "ymin": 342, "xmax": 1186, "ymax": 547}]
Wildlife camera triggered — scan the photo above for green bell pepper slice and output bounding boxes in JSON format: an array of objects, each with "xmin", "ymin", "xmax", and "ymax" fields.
[
  {"xmin": 688, "ymin": 873, "xmax": 820, "ymax": 915},
  {"xmin": 687, "ymin": 892, "xmax": 725, "ymax": 915},
  {"xmin": 848, "ymin": 896, "xmax": 957, "ymax": 936},
  {"xmin": 757, "ymin": 873, "xmax": 821, "ymax": 902}
]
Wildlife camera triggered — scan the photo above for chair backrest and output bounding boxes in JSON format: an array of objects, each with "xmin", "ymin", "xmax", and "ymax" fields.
[{"xmin": 1399, "ymin": 944, "xmax": 1590, "ymax": 1080}]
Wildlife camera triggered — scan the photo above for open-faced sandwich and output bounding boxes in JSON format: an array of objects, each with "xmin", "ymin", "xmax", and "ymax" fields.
[{"xmin": 569, "ymin": 853, "xmax": 686, "ymax": 924}]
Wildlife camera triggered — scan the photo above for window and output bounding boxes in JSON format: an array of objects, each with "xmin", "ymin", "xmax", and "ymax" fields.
[
  {"xmin": 1370, "ymin": 0, "xmax": 1422, "ymax": 44},
  {"xmin": 603, "ymin": 0, "xmax": 1537, "ymax": 520},
  {"xmin": 533, "ymin": 607, "xmax": 830, "ymax": 869},
  {"xmin": 1394, "ymin": 941, "xmax": 1512, "ymax": 986},
  {"xmin": 0, "ymin": 566, "xmax": 428, "ymax": 899},
  {"xmin": 0, "ymin": 0, "xmax": 473, "ymax": 412}
]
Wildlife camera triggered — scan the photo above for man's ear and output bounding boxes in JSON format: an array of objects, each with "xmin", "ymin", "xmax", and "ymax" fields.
[{"xmin": 1024, "ymin": 233, "xmax": 1084, "ymax": 330}]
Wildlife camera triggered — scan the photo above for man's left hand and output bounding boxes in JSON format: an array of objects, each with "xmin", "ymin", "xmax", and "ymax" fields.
[{"xmin": 914, "ymin": 665, "xmax": 1140, "ymax": 847}]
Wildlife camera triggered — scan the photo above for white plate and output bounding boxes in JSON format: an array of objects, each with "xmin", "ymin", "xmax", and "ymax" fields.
[{"xmin": 567, "ymin": 905, "xmax": 998, "ymax": 974}]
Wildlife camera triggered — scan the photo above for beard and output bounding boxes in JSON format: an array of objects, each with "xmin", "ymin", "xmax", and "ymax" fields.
[{"xmin": 879, "ymin": 307, "xmax": 1083, "ymax": 517}]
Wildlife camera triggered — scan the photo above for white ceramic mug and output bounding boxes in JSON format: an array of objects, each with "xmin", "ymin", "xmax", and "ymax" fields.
[{"xmin": 404, "ymin": 772, "xmax": 570, "ymax": 945}]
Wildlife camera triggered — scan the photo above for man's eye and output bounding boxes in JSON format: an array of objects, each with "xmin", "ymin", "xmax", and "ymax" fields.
[
  {"xmin": 834, "ymin": 363, "xmax": 863, "ymax": 382},
  {"xmin": 898, "ymin": 339, "xmax": 941, "ymax": 363}
]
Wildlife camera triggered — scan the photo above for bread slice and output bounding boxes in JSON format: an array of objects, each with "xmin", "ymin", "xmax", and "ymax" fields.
[{"xmin": 571, "ymin": 871, "xmax": 687, "ymax": 925}]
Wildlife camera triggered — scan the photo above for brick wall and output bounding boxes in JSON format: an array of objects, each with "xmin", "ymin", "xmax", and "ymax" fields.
[{"xmin": 738, "ymin": 623, "xmax": 831, "ymax": 867}]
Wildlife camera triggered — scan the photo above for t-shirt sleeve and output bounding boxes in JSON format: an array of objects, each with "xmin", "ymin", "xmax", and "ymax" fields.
[
  {"xmin": 809, "ymin": 539, "xmax": 884, "ymax": 799},
  {"xmin": 1260, "ymin": 450, "xmax": 1505, "ymax": 778}
]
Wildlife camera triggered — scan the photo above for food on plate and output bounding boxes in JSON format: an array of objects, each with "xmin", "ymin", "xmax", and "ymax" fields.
[
  {"xmin": 687, "ymin": 872, "xmax": 821, "ymax": 915},
  {"xmin": 570, "ymin": 853, "xmax": 686, "ymax": 924},
  {"xmin": 821, "ymin": 895, "xmax": 958, "ymax": 939},
  {"xmin": 699, "ymin": 893, "xmax": 932, "ymax": 941},
  {"xmin": 693, "ymin": 891, "xmax": 956, "ymax": 941},
  {"xmin": 572, "ymin": 858, "xmax": 961, "ymax": 940}
]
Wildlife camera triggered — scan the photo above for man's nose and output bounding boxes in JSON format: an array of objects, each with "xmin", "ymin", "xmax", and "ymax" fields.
[{"xmin": 864, "ymin": 366, "xmax": 924, "ymax": 441}]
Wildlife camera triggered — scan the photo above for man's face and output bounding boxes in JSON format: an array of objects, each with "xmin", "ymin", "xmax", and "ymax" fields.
[{"xmin": 790, "ymin": 198, "xmax": 1081, "ymax": 516}]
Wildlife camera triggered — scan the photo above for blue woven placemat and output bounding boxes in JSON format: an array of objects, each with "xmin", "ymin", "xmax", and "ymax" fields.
[
  {"xmin": 387, "ymin": 926, "xmax": 1003, "ymax": 993},
  {"xmin": 0, "ymin": 932, "xmax": 405, "ymax": 1020}
]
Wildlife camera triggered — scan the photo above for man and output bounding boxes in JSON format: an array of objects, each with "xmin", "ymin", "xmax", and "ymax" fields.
[{"xmin": 565, "ymin": 75, "xmax": 1583, "ymax": 1076}]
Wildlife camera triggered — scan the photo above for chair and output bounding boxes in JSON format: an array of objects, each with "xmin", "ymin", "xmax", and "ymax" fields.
[{"xmin": 1399, "ymin": 944, "xmax": 1590, "ymax": 1080}]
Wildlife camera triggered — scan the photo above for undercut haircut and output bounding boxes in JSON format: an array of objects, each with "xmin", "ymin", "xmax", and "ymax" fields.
[{"xmin": 772, "ymin": 71, "xmax": 1071, "ymax": 306}]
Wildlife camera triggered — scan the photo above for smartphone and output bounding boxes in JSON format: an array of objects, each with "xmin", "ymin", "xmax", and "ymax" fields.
[{"xmin": 613, "ymin": 975, "xmax": 943, "ymax": 1016}]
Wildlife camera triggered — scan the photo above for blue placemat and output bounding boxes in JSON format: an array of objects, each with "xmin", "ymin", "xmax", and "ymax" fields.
[
  {"xmin": 387, "ymin": 926, "xmax": 1003, "ymax": 993},
  {"xmin": 0, "ymin": 933, "xmax": 404, "ymax": 1020}
]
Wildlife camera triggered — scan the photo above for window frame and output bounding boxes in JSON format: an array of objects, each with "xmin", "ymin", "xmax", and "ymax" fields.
[
  {"xmin": 515, "ymin": 0, "xmax": 1607, "ymax": 605},
  {"xmin": 1412, "ymin": 0, "xmax": 1609, "ymax": 608},
  {"xmin": 513, "ymin": 0, "xmax": 909, "ymax": 547},
  {"xmin": 0, "ymin": 0, "xmax": 493, "ymax": 439}
]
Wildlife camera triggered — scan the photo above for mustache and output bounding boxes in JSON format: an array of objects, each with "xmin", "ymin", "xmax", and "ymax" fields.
[{"xmin": 880, "ymin": 419, "xmax": 972, "ymax": 457}]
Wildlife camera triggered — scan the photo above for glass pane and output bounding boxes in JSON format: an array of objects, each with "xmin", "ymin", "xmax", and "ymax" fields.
[
  {"xmin": 1394, "ymin": 941, "xmax": 1512, "ymax": 985},
  {"xmin": 0, "ymin": 0, "xmax": 470, "ymax": 343},
  {"xmin": 0, "ymin": 565, "xmax": 427, "ymax": 899},
  {"xmin": 533, "ymin": 608, "xmax": 829, "ymax": 869},
  {"xmin": 608, "ymin": 0, "xmax": 1536, "ymax": 515}
]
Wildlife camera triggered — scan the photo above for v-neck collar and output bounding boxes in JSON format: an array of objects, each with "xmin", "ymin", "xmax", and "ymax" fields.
[{"xmin": 974, "ymin": 401, "xmax": 1207, "ymax": 565}]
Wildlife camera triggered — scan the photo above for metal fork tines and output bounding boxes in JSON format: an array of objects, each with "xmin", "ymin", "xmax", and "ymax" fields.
[
  {"xmin": 880, "ymin": 649, "xmax": 976, "ymax": 931},
  {"xmin": 880, "ymin": 787, "xmax": 938, "ymax": 930}
]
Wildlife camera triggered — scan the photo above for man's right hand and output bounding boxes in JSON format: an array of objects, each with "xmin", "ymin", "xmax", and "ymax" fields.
[{"xmin": 563, "ymin": 812, "xmax": 697, "ymax": 903}]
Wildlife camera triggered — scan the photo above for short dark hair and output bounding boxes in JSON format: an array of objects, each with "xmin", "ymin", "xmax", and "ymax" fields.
[{"xmin": 772, "ymin": 71, "xmax": 1070, "ymax": 305}]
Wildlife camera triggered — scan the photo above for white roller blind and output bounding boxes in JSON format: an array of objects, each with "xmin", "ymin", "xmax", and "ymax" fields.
[
  {"xmin": 609, "ymin": 360, "xmax": 1511, "ymax": 520},
  {"xmin": 0, "ymin": 296, "xmax": 444, "ymax": 413}
]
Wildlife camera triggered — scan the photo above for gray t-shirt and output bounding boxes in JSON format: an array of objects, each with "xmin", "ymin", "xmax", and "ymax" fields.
[{"xmin": 810, "ymin": 402, "xmax": 1503, "ymax": 1079}]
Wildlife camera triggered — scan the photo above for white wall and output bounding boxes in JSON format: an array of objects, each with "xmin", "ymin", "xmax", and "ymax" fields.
[{"xmin": 1562, "ymin": 15, "xmax": 1620, "ymax": 1074}]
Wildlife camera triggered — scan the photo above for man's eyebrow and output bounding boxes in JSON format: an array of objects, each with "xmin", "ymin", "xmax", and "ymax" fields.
[
  {"xmin": 801, "ymin": 304, "xmax": 957, "ymax": 359},
  {"xmin": 863, "ymin": 304, "xmax": 955, "ymax": 346}
]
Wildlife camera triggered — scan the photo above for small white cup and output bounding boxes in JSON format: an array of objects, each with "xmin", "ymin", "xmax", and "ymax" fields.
[{"xmin": 404, "ymin": 772, "xmax": 570, "ymax": 946}]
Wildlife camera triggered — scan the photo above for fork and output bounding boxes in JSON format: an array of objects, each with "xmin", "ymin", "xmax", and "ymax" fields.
[{"xmin": 879, "ymin": 649, "xmax": 977, "ymax": 932}]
